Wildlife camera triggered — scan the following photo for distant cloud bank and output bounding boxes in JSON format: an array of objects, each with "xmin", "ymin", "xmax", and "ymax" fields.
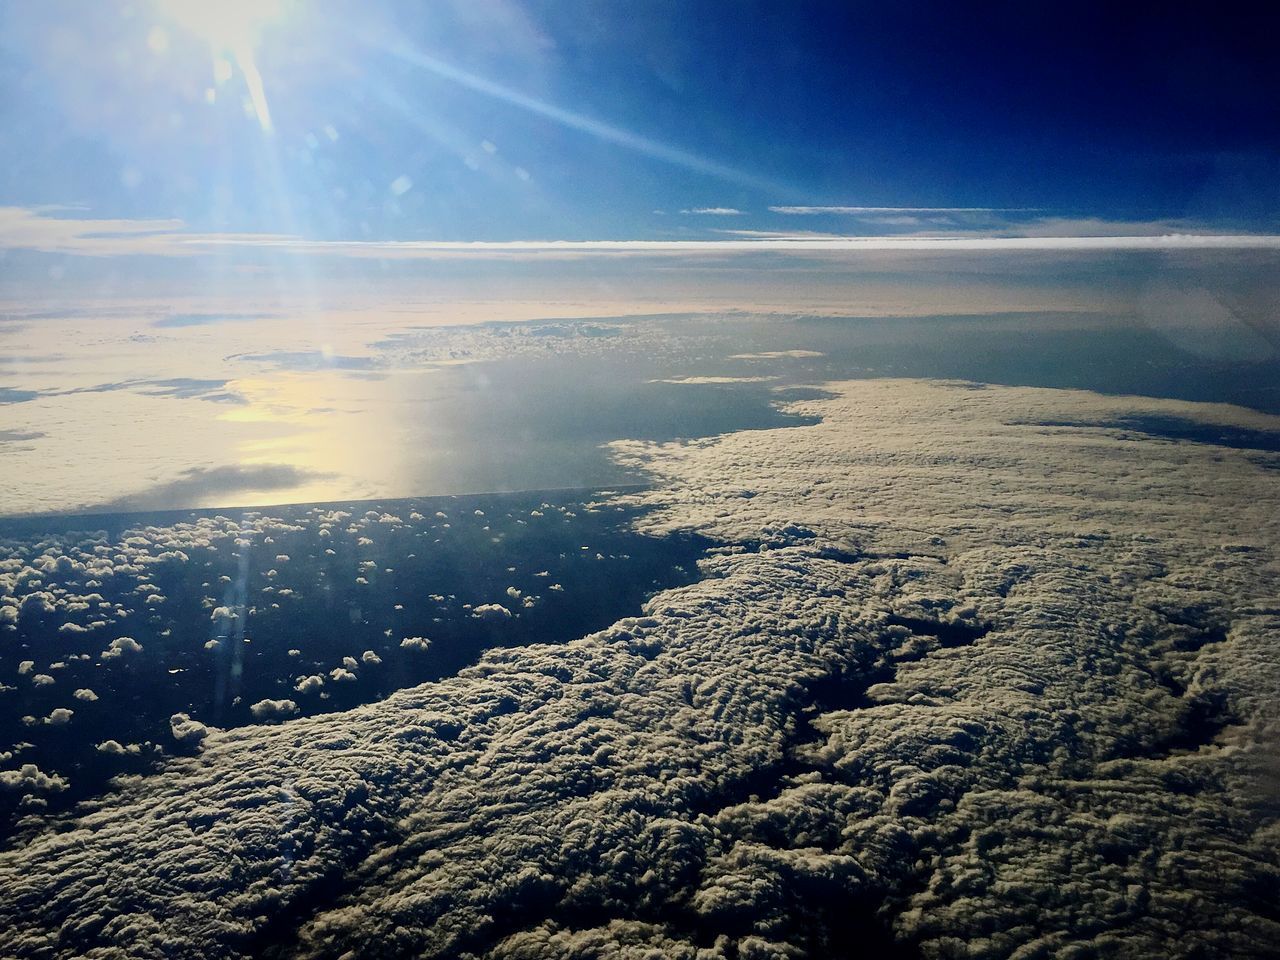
[
  {"xmin": 3, "ymin": 206, "xmax": 1279, "ymax": 261},
  {"xmin": 768, "ymin": 204, "xmax": 1038, "ymax": 214}
]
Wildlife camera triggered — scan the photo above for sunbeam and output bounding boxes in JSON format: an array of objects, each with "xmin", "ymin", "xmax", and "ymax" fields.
[{"xmin": 379, "ymin": 41, "xmax": 790, "ymax": 196}]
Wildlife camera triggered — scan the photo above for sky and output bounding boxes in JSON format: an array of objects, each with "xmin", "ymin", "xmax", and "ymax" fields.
[
  {"xmin": 1, "ymin": 0, "xmax": 1278, "ymax": 261},
  {"xmin": 2, "ymin": 0, "xmax": 1280, "ymax": 516}
]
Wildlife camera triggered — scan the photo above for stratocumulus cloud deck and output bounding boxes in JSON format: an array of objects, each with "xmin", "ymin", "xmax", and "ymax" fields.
[{"xmin": 2, "ymin": 378, "xmax": 1277, "ymax": 958}]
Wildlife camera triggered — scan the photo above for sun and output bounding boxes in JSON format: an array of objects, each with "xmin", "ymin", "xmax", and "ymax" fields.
[
  {"xmin": 153, "ymin": 0, "xmax": 286, "ymax": 52},
  {"xmin": 152, "ymin": 0, "xmax": 288, "ymax": 131}
]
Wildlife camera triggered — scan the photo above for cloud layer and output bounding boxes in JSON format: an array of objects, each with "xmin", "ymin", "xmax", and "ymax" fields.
[
  {"xmin": 1, "ymin": 379, "xmax": 1278, "ymax": 958},
  {"xmin": 4, "ymin": 206, "xmax": 1280, "ymax": 260}
]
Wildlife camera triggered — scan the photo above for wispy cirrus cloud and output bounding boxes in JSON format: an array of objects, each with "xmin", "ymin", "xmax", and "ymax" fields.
[
  {"xmin": 680, "ymin": 207, "xmax": 745, "ymax": 215},
  {"xmin": 768, "ymin": 205, "xmax": 1039, "ymax": 215},
  {"xmin": 0, "ymin": 205, "xmax": 187, "ymax": 256}
]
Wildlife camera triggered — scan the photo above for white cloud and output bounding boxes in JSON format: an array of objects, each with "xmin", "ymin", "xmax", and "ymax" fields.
[
  {"xmin": 295, "ymin": 675, "xmax": 325, "ymax": 694},
  {"xmin": 100, "ymin": 636, "xmax": 142, "ymax": 660},
  {"xmin": 728, "ymin": 350, "xmax": 824, "ymax": 360},
  {"xmin": 248, "ymin": 698, "xmax": 299, "ymax": 721},
  {"xmin": 0, "ymin": 764, "xmax": 66, "ymax": 793},
  {"xmin": 471, "ymin": 603, "xmax": 513, "ymax": 621},
  {"xmin": 0, "ymin": 206, "xmax": 186, "ymax": 256},
  {"xmin": 169, "ymin": 713, "xmax": 209, "ymax": 747},
  {"xmin": 653, "ymin": 374, "xmax": 783, "ymax": 384},
  {"xmin": 2, "ymin": 206, "xmax": 1279, "ymax": 261},
  {"xmin": 769, "ymin": 205, "xmax": 1034, "ymax": 214}
]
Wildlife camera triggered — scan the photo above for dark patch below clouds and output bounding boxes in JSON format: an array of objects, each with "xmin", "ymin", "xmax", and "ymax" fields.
[
  {"xmin": 1023, "ymin": 414, "xmax": 1280, "ymax": 454},
  {"xmin": 0, "ymin": 387, "xmax": 39, "ymax": 404},
  {"xmin": 230, "ymin": 350, "xmax": 380, "ymax": 372},
  {"xmin": 59, "ymin": 378, "xmax": 245, "ymax": 404},
  {"xmin": 1112, "ymin": 414, "xmax": 1280, "ymax": 453},
  {"xmin": 86, "ymin": 463, "xmax": 331, "ymax": 514},
  {"xmin": 686, "ymin": 311, "xmax": 1280, "ymax": 416},
  {"xmin": 152, "ymin": 313, "xmax": 278, "ymax": 329}
]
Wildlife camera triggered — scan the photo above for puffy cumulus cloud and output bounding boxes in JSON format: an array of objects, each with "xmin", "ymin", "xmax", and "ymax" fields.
[
  {"xmin": 0, "ymin": 380, "xmax": 1278, "ymax": 959},
  {"xmin": 0, "ymin": 764, "xmax": 66, "ymax": 793},
  {"xmin": 248, "ymin": 698, "xmax": 299, "ymax": 721},
  {"xmin": 400, "ymin": 636, "xmax": 432, "ymax": 651},
  {"xmin": 18, "ymin": 592, "xmax": 56, "ymax": 616},
  {"xmin": 295, "ymin": 675, "xmax": 325, "ymax": 694},
  {"xmin": 329, "ymin": 668, "xmax": 357, "ymax": 683},
  {"xmin": 100, "ymin": 636, "xmax": 142, "ymax": 660},
  {"xmin": 44, "ymin": 708, "xmax": 73, "ymax": 726},
  {"xmin": 361, "ymin": 650, "xmax": 382, "ymax": 665},
  {"xmin": 472, "ymin": 602, "xmax": 513, "ymax": 621},
  {"xmin": 169, "ymin": 713, "xmax": 209, "ymax": 748},
  {"xmin": 72, "ymin": 688, "xmax": 98, "ymax": 702}
]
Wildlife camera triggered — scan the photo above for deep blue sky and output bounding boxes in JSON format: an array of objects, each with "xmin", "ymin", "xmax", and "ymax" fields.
[{"xmin": 1, "ymin": 0, "xmax": 1277, "ymax": 241}]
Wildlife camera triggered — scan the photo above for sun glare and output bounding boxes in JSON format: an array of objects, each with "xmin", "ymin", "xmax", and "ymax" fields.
[
  {"xmin": 153, "ymin": 0, "xmax": 285, "ymax": 51},
  {"xmin": 152, "ymin": 0, "xmax": 287, "ymax": 131}
]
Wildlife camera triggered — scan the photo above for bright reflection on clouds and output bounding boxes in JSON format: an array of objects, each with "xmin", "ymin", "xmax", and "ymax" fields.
[{"xmin": 223, "ymin": 370, "xmax": 446, "ymax": 503}]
